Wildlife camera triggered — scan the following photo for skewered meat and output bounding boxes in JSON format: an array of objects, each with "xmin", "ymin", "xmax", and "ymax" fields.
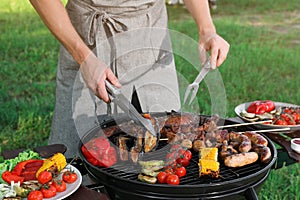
[{"xmin": 224, "ymin": 152, "xmax": 259, "ymax": 168}]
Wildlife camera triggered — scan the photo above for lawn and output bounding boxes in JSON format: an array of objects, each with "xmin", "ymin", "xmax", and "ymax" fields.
[{"xmin": 0, "ymin": 0, "xmax": 300, "ymax": 199}]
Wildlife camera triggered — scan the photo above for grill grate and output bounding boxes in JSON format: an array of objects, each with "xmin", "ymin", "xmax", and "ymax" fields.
[
  {"xmin": 94, "ymin": 140, "xmax": 271, "ymax": 186},
  {"xmin": 80, "ymin": 113, "xmax": 276, "ymax": 194}
]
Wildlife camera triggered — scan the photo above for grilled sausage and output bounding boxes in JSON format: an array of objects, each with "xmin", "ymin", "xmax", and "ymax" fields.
[
  {"xmin": 244, "ymin": 131, "xmax": 268, "ymax": 146},
  {"xmin": 252, "ymin": 144, "xmax": 272, "ymax": 163},
  {"xmin": 224, "ymin": 152, "xmax": 259, "ymax": 167},
  {"xmin": 229, "ymin": 132, "xmax": 252, "ymax": 153}
]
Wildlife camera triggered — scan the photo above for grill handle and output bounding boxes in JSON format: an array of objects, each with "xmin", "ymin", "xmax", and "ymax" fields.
[{"xmin": 244, "ymin": 186, "xmax": 258, "ymax": 200}]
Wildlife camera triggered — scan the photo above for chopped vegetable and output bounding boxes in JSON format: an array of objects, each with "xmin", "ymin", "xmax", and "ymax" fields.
[
  {"xmin": 0, "ymin": 183, "xmax": 17, "ymax": 199},
  {"xmin": 137, "ymin": 174, "xmax": 157, "ymax": 184}
]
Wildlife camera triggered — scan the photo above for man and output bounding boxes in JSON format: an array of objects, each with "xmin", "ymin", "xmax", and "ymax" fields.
[{"xmin": 29, "ymin": 0, "xmax": 229, "ymax": 157}]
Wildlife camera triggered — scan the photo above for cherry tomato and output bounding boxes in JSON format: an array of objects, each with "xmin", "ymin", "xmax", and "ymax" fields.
[
  {"xmin": 287, "ymin": 119, "xmax": 296, "ymax": 125},
  {"xmin": 62, "ymin": 170, "xmax": 77, "ymax": 183},
  {"xmin": 183, "ymin": 150, "xmax": 192, "ymax": 161},
  {"xmin": 283, "ymin": 108, "xmax": 293, "ymax": 114},
  {"xmin": 40, "ymin": 184, "xmax": 57, "ymax": 198},
  {"xmin": 166, "ymin": 174, "xmax": 180, "ymax": 185},
  {"xmin": 157, "ymin": 171, "xmax": 168, "ymax": 184},
  {"xmin": 170, "ymin": 144, "xmax": 181, "ymax": 152},
  {"xmin": 275, "ymin": 119, "xmax": 288, "ymax": 126},
  {"xmin": 292, "ymin": 113, "xmax": 300, "ymax": 122},
  {"xmin": 37, "ymin": 171, "xmax": 52, "ymax": 184},
  {"xmin": 177, "ymin": 148, "xmax": 186, "ymax": 156},
  {"xmin": 52, "ymin": 179, "xmax": 67, "ymax": 192},
  {"xmin": 166, "ymin": 151, "xmax": 177, "ymax": 162},
  {"xmin": 27, "ymin": 190, "xmax": 43, "ymax": 200},
  {"xmin": 176, "ymin": 157, "xmax": 190, "ymax": 167},
  {"xmin": 175, "ymin": 166, "xmax": 186, "ymax": 178}
]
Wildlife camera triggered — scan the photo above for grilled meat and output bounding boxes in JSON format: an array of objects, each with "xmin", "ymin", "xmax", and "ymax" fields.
[
  {"xmin": 224, "ymin": 152, "xmax": 259, "ymax": 167},
  {"xmin": 119, "ymin": 136, "xmax": 129, "ymax": 161}
]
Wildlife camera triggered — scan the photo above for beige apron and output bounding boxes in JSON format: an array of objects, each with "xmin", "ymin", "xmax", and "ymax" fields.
[{"xmin": 49, "ymin": 0, "xmax": 181, "ymax": 158}]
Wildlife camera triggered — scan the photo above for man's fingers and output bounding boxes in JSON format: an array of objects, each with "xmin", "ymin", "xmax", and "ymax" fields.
[
  {"xmin": 216, "ymin": 48, "xmax": 228, "ymax": 67},
  {"xmin": 97, "ymin": 81, "xmax": 110, "ymax": 103},
  {"xmin": 210, "ymin": 46, "xmax": 218, "ymax": 69},
  {"xmin": 106, "ymin": 69, "xmax": 121, "ymax": 88}
]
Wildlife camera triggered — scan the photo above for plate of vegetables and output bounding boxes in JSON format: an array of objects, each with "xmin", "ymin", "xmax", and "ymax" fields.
[
  {"xmin": 235, "ymin": 100, "xmax": 300, "ymax": 131},
  {"xmin": 0, "ymin": 151, "xmax": 82, "ymax": 200}
]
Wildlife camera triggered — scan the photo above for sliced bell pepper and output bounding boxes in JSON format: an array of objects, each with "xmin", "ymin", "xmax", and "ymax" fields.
[
  {"xmin": 2, "ymin": 170, "xmax": 24, "ymax": 185},
  {"xmin": 11, "ymin": 159, "xmax": 43, "ymax": 176}
]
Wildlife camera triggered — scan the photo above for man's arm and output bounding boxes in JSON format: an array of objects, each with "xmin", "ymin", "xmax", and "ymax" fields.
[
  {"xmin": 29, "ymin": 0, "xmax": 90, "ymax": 64},
  {"xmin": 29, "ymin": 0, "xmax": 120, "ymax": 102},
  {"xmin": 184, "ymin": 0, "xmax": 229, "ymax": 68}
]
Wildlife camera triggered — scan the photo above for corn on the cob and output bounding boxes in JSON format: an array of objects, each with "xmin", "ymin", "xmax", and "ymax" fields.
[
  {"xmin": 36, "ymin": 153, "xmax": 67, "ymax": 177},
  {"xmin": 198, "ymin": 148, "xmax": 219, "ymax": 178}
]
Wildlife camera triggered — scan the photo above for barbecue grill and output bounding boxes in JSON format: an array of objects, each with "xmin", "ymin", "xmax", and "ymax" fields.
[{"xmin": 78, "ymin": 113, "xmax": 277, "ymax": 200}]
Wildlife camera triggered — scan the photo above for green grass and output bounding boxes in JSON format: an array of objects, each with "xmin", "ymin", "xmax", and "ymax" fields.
[{"xmin": 1, "ymin": 0, "xmax": 300, "ymax": 199}]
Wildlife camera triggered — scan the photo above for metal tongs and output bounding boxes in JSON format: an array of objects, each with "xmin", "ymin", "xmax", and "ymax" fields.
[
  {"xmin": 105, "ymin": 80, "xmax": 157, "ymax": 137},
  {"xmin": 183, "ymin": 55, "xmax": 211, "ymax": 105}
]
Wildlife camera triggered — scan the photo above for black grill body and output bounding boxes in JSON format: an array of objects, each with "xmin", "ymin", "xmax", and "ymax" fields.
[{"xmin": 79, "ymin": 113, "xmax": 277, "ymax": 200}]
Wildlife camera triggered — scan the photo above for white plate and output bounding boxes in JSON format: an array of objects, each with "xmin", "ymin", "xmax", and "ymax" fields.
[
  {"xmin": 24, "ymin": 164, "xmax": 82, "ymax": 200},
  {"xmin": 235, "ymin": 101, "xmax": 300, "ymax": 132}
]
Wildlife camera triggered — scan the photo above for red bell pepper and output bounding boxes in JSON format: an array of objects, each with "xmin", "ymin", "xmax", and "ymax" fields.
[
  {"xmin": 82, "ymin": 136, "xmax": 117, "ymax": 168},
  {"xmin": 263, "ymin": 100, "xmax": 275, "ymax": 112},
  {"xmin": 247, "ymin": 101, "xmax": 265, "ymax": 114},
  {"xmin": 2, "ymin": 171, "xmax": 24, "ymax": 185},
  {"xmin": 11, "ymin": 159, "xmax": 43, "ymax": 176}
]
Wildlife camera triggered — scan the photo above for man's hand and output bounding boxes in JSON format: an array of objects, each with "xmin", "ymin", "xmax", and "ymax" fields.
[
  {"xmin": 199, "ymin": 33, "xmax": 230, "ymax": 70},
  {"xmin": 80, "ymin": 52, "xmax": 121, "ymax": 102}
]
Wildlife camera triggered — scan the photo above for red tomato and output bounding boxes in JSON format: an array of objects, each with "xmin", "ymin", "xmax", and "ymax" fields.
[
  {"xmin": 170, "ymin": 144, "xmax": 181, "ymax": 152},
  {"xmin": 183, "ymin": 150, "xmax": 192, "ymax": 161},
  {"xmin": 157, "ymin": 171, "xmax": 168, "ymax": 184},
  {"xmin": 38, "ymin": 171, "xmax": 53, "ymax": 184},
  {"xmin": 292, "ymin": 113, "xmax": 300, "ymax": 122},
  {"xmin": 176, "ymin": 157, "xmax": 190, "ymax": 167},
  {"xmin": 283, "ymin": 108, "xmax": 293, "ymax": 114},
  {"xmin": 166, "ymin": 174, "xmax": 180, "ymax": 185},
  {"xmin": 275, "ymin": 119, "xmax": 288, "ymax": 125},
  {"xmin": 177, "ymin": 148, "xmax": 186, "ymax": 156},
  {"xmin": 27, "ymin": 190, "xmax": 43, "ymax": 200},
  {"xmin": 52, "ymin": 179, "xmax": 67, "ymax": 192},
  {"xmin": 175, "ymin": 166, "xmax": 186, "ymax": 178},
  {"xmin": 166, "ymin": 151, "xmax": 177, "ymax": 162},
  {"xmin": 41, "ymin": 184, "xmax": 57, "ymax": 198},
  {"xmin": 62, "ymin": 170, "xmax": 77, "ymax": 183},
  {"xmin": 287, "ymin": 119, "xmax": 296, "ymax": 125}
]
